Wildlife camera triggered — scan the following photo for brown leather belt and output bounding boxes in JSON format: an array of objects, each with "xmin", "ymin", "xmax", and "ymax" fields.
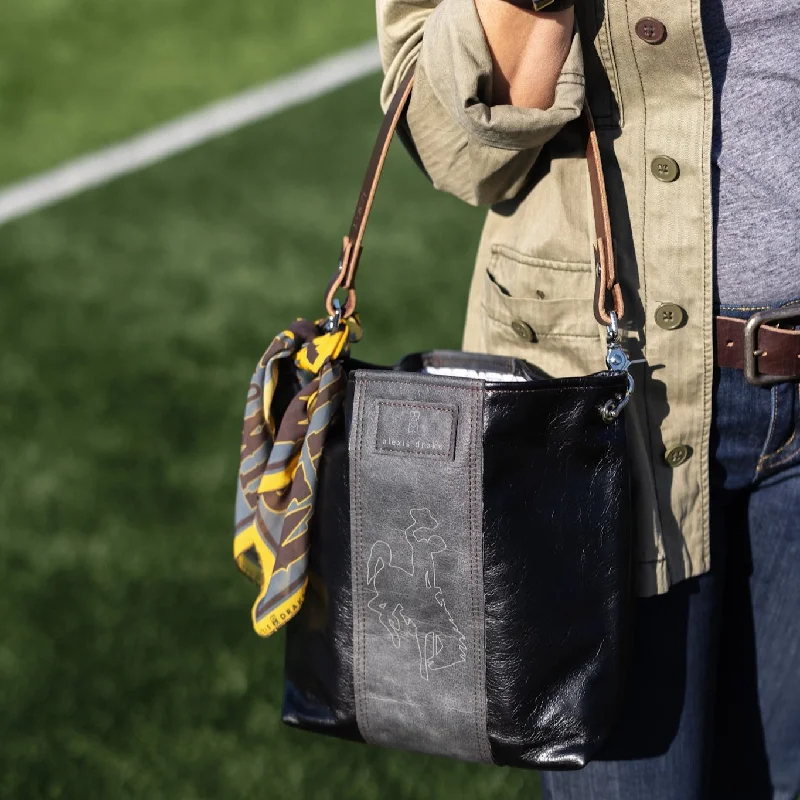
[{"xmin": 715, "ymin": 306, "xmax": 800, "ymax": 385}]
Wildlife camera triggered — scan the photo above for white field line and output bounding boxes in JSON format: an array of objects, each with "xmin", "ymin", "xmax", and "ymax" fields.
[{"xmin": 0, "ymin": 40, "xmax": 381, "ymax": 225}]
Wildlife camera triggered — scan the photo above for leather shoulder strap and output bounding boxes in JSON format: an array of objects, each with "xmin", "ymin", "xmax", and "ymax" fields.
[
  {"xmin": 584, "ymin": 105, "xmax": 624, "ymax": 325},
  {"xmin": 325, "ymin": 68, "xmax": 623, "ymax": 326}
]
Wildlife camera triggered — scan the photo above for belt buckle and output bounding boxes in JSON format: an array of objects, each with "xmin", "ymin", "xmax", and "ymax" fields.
[{"xmin": 743, "ymin": 305, "xmax": 800, "ymax": 386}]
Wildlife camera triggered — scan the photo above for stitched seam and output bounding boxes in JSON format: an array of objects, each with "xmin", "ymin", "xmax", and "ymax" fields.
[
  {"xmin": 490, "ymin": 244, "xmax": 593, "ymax": 272},
  {"xmin": 623, "ymin": 0, "xmax": 667, "ymax": 569},
  {"xmin": 756, "ymin": 387, "xmax": 780, "ymax": 471},
  {"xmin": 765, "ymin": 436, "xmax": 800, "ymax": 469},
  {"xmin": 351, "ymin": 379, "xmax": 361, "ymax": 732},
  {"xmin": 470, "ymin": 385, "xmax": 490, "ymax": 763},
  {"xmin": 693, "ymin": 0, "xmax": 714, "ymax": 580},
  {"xmin": 760, "ymin": 384, "xmax": 800, "ymax": 470},
  {"xmin": 360, "ymin": 376, "xmax": 495, "ymax": 392},
  {"xmin": 718, "ymin": 304, "xmax": 771, "ymax": 312},
  {"xmin": 376, "ymin": 401, "xmax": 455, "ymax": 413},
  {"xmin": 469, "ymin": 387, "xmax": 478, "ymax": 759},
  {"xmin": 750, "ymin": 349, "xmax": 800, "ymax": 473},
  {"xmin": 469, "ymin": 386, "xmax": 479, "ymax": 760},
  {"xmin": 495, "ymin": 332, "xmax": 598, "ymax": 340},
  {"xmin": 373, "ymin": 450, "xmax": 455, "ymax": 460},
  {"xmin": 360, "ymin": 381, "xmax": 372, "ymax": 741},
  {"xmin": 488, "ymin": 383, "xmax": 625, "ymax": 394},
  {"xmin": 354, "ymin": 379, "xmax": 372, "ymax": 742},
  {"xmin": 360, "ymin": 375, "xmax": 618, "ymax": 394},
  {"xmin": 482, "ymin": 306, "xmax": 597, "ymax": 338},
  {"xmin": 489, "ymin": 329, "xmax": 596, "ymax": 341},
  {"xmin": 354, "ymin": 379, "xmax": 365, "ymax": 739},
  {"xmin": 766, "ymin": 438, "xmax": 800, "ymax": 469},
  {"xmin": 478, "ymin": 388, "xmax": 492, "ymax": 764},
  {"xmin": 478, "ymin": 387, "xmax": 493, "ymax": 763}
]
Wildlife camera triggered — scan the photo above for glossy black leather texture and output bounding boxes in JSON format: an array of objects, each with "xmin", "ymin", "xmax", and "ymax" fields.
[
  {"xmin": 281, "ymin": 406, "xmax": 363, "ymax": 742},
  {"xmin": 281, "ymin": 353, "xmax": 633, "ymax": 769},
  {"xmin": 482, "ymin": 375, "xmax": 632, "ymax": 768}
]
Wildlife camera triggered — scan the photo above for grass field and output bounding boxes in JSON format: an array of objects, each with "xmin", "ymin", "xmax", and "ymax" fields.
[
  {"xmin": 0, "ymin": 11, "xmax": 547, "ymax": 794},
  {"xmin": 0, "ymin": 0, "xmax": 377, "ymax": 183}
]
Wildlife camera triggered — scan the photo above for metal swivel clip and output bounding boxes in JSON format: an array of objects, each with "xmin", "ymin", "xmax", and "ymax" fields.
[
  {"xmin": 600, "ymin": 311, "xmax": 637, "ymax": 423},
  {"xmin": 321, "ymin": 298, "xmax": 344, "ymax": 333}
]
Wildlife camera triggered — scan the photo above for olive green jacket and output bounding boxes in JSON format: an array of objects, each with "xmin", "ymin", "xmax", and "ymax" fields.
[{"xmin": 377, "ymin": 0, "xmax": 715, "ymax": 596}]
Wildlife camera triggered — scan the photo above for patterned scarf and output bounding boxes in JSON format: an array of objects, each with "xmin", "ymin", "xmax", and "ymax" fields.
[{"xmin": 233, "ymin": 318, "xmax": 352, "ymax": 636}]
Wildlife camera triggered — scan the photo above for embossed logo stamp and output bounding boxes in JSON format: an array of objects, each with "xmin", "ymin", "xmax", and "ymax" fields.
[
  {"xmin": 375, "ymin": 401, "xmax": 457, "ymax": 460},
  {"xmin": 366, "ymin": 508, "xmax": 466, "ymax": 680}
]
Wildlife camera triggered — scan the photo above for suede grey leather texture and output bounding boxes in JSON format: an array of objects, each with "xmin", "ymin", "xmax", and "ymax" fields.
[
  {"xmin": 349, "ymin": 371, "xmax": 493, "ymax": 763},
  {"xmin": 281, "ymin": 351, "xmax": 632, "ymax": 770}
]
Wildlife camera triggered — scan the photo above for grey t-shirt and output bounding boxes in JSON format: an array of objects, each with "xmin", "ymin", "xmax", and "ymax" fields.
[{"xmin": 701, "ymin": 1, "xmax": 800, "ymax": 305}]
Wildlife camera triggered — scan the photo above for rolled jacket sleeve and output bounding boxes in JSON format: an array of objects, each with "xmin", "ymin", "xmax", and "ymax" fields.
[{"xmin": 378, "ymin": 0, "xmax": 586, "ymax": 206}]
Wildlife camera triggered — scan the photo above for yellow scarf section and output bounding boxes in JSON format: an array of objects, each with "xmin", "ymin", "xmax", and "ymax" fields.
[{"xmin": 233, "ymin": 318, "xmax": 351, "ymax": 636}]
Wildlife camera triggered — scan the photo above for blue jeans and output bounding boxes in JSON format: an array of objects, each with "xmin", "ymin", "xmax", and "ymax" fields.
[{"xmin": 542, "ymin": 303, "xmax": 800, "ymax": 800}]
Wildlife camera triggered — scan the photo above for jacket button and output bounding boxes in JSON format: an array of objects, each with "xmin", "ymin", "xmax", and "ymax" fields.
[
  {"xmin": 636, "ymin": 17, "xmax": 667, "ymax": 44},
  {"xmin": 511, "ymin": 318, "xmax": 536, "ymax": 343},
  {"xmin": 665, "ymin": 445, "xmax": 690, "ymax": 468},
  {"xmin": 651, "ymin": 156, "xmax": 680, "ymax": 182},
  {"xmin": 655, "ymin": 303, "xmax": 686, "ymax": 330}
]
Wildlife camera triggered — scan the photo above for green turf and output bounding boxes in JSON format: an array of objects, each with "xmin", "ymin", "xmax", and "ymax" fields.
[
  {"xmin": 0, "ymin": 0, "xmax": 377, "ymax": 184},
  {"xmin": 0, "ymin": 74, "xmax": 544, "ymax": 799}
]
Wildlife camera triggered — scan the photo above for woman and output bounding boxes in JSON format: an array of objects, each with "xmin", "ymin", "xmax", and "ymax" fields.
[{"xmin": 377, "ymin": 0, "xmax": 800, "ymax": 797}]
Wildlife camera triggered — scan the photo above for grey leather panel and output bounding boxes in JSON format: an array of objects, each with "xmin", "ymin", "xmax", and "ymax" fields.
[{"xmin": 349, "ymin": 371, "xmax": 492, "ymax": 763}]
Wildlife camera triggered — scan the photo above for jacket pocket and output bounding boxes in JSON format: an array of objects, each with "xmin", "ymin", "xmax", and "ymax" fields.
[{"xmin": 481, "ymin": 245, "xmax": 603, "ymax": 378}]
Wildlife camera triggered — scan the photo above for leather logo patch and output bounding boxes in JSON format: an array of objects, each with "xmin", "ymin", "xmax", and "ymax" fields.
[{"xmin": 375, "ymin": 401, "xmax": 457, "ymax": 460}]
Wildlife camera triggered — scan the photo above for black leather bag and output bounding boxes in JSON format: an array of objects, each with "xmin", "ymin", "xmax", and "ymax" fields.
[{"xmin": 271, "ymin": 71, "xmax": 634, "ymax": 769}]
